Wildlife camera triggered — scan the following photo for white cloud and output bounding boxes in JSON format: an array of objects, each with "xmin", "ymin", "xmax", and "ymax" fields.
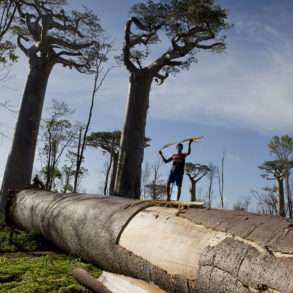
[{"xmin": 148, "ymin": 18, "xmax": 293, "ymax": 134}]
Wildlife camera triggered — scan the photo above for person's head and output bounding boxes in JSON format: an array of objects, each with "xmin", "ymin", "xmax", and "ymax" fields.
[{"xmin": 176, "ymin": 143, "xmax": 183, "ymax": 153}]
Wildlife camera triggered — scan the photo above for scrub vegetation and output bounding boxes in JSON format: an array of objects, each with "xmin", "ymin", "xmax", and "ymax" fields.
[{"xmin": 0, "ymin": 223, "xmax": 101, "ymax": 293}]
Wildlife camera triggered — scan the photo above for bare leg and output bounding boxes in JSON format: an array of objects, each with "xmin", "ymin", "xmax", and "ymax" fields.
[{"xmin": 177, "ymin": 186, "xmax": 182, "ymax": 201}]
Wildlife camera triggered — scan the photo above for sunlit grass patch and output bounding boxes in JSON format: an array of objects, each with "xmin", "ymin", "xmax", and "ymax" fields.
[
  {"xmin": 0, "ymin": 226, "xmax": 101, "ymax": 292},
  {"xmin": 0, "ymin": 254, "xmax": 101, "ymax": 292}
]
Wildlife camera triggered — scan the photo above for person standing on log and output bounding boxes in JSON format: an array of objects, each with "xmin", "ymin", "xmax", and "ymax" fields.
[{"xmin": 159, "ymin": 140, "xmax": 192, "ymax": 201}]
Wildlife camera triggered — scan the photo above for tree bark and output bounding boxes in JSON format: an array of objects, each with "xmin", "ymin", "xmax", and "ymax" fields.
[
  {"xmin": 190, "ymin": 181, "xmax": 197, "ymax": 202},
  {"xmin": 0, "ymin": 57, "xmax": 53, "ymax": 211},
  {"xmin": 7, "ymin": 190, "xmax": 293, "ymax": 293},
  {"xmin": 114, "ymin": 71, "xmax": 152, "ymax": 198},
  {"xmin": 277, "ymin": 178, "xmax": 286, "ymax": 217}
]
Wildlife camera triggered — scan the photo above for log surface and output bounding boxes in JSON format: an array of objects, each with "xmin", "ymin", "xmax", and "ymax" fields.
[{"xmin": 8, "ymin": 190, "xmax": 293, "ymax": 293}]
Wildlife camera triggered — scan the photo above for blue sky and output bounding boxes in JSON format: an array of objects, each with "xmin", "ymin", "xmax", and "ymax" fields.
[{"xmin": 1, "ymin": 0, "xmax": 293, "ymax": 209}]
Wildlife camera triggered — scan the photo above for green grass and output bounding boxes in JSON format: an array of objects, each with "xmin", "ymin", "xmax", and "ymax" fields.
[{"xmin": 0, "ymin": 225, "xmax": 101, "ymax": 292}]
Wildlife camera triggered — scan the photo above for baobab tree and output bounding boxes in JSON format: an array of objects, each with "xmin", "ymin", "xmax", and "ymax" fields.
[
  {"xmin": 1, "ymin": 0, "xmax": 107, "ymax": 210},
  {"xmin": 185, "ymin": 163, "xmax": 210, "ymax": 202},
  {"xmin": 259, "ymin": 160, "xmax": 293, "ymax": 217},
  {"xmin": 268, "ymin": 135, "xmax": 293, "ymax": 218},
  {"xmin": 114, "ymin": 0, "xmax": 229, "ymax": 198}
]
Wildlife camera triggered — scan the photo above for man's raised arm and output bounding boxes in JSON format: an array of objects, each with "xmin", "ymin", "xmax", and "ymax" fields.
[
  {"xmin": 186, "ymin": 140, "xmax": 193, "ymax": 156},
  {"xmin": 159, "ymin": 150, "xmax": 172, "ymax": 163}
]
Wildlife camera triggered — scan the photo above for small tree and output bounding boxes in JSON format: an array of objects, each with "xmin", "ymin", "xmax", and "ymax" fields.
[
  {"xmin": 259, "ymin": 160, "xmax": 293, "ymax": 217},
  {"xmin": 251, "ymin": 188, "xmax": 278, "ymax": 216},
  {"xmin": 185, "ymin": 163, "xmax": 209, "ymax": 202},
  {"xmin": 87, "ymin": 131, "xmax": 151, "ymax": 195},
  {"xmin": 144, "ymin": 157, "xmax": 166, "ymax": 200},
  {"xmin": 207, "ymin": 162, "xmax": 216, "ymax": 208},
  {"xmin": 268, "ymin": 135, "xmax": 293, "ymax": 218},
  {"xmin": 87, "ymin": 131, "xmax": 121, "ymax": 195},
  {"xmin": 39, "ymin": 100, "xmax": 75, "ymax": 191},
  {"xmin": 217, "ymin": 152, "xmax": 225, "ymax": 208},
  {"xmin": 115, "ymin": 0, "xmax": 229, "ymax": 198},
  {"xmin": 72, "ymin": 51, "xmax": 110, "ymax": 193},
  {"xmin": 1, "ymin": 0, "xmax": 107, "ymax": 210},
  {"xmin": 233, "ymin": 197, "xmax": 250, "ymax": 212},
  {"xmin": 144, "ymin": 183, "xmax": 167, "ymax": 200}
]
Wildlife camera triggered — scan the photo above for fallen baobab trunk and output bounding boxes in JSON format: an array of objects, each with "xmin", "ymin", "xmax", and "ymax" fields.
[{"xmin": 7, "ymin": 190, "xmax": 293, "ymax": 293}]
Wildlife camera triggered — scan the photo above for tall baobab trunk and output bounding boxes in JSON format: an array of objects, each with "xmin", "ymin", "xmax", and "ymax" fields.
[
  {"xmin": 115, "ymin": 71, "xmax": 152, "ymax": 198},
  {"xmin": 276, "ymin": 178, "xmax": 285, "ymax": 217},
  {"xmin": 0, "ymin": 57, "xmax": 53, "ymax": 211},
  {"xmin": 7, "ymin": 189, "xmax": 293, "ymax": 293},
  {"xmin": 109, "ymin": 152, "xmax": 118, "ymax": 195}
]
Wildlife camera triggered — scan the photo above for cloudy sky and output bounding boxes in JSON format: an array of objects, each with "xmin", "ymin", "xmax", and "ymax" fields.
[{"xmin": 1, "ymin": 0, "xmax": 293, "ymax": 209}]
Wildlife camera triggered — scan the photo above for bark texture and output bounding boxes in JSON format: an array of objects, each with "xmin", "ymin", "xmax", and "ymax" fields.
[
  {"xmin": 114, "ymin": 71, "xmax": 152, "ymax": 198},
  {"xmin": 0, "ymin": 59, "xmax": 52, "ymax": 210},
  {"xmin": 8, "ymin": 190, "xmax": 293, "ymax": 293}
]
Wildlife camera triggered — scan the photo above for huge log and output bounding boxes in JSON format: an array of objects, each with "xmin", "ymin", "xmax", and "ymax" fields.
[{"xmin": 7, "ymin": 190, "xmax": 293, "ymax": 293}]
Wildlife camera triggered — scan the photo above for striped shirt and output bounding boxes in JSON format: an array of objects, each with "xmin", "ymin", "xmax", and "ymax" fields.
[{"xmin": 171, "ymin": 153, "xmax": 187, "ymax": 174}]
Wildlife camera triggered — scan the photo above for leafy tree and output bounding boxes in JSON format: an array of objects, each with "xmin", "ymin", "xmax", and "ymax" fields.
[
  {"xmin": 185, "ymin": 163, "xmax": 209, "ymax": 202},
  {"xmin": 268, "ymin": 135, "xmax": 293, "ymax": 218},
  {"xmin": 39, "ymin": 100, "xmax": 75, "ymax": 191},
  {"xmin": 1, "ymin": 0, "xmax": 108, "ymax": 210},
  {"xmin": 0, "ymin": 0, "xmax": 17, "ymax": 64},
  {"xmin": 144, "ymin": 183, "xmax": 166, "ymax": 200},
  {"xmin": 60, "ymin": 154, "xmax": 75, "ymax": 193},
  {"xmin": 259, "ymin": 160, "xmax": 293, "ymax": 217},
  {"xmin": 87, "ymin": 131, "xmax": 121, "ymax": 195},
  {"xmin": 115, "ymin": 0, "xmax": 229, "ymax": 198},
  {"xmin": 63, "ymin": 147, "xmax": 87, "ymax": 193},
  {"xmin": 87, "ymin": 131, "xmax": 151, "ymax": 195}
]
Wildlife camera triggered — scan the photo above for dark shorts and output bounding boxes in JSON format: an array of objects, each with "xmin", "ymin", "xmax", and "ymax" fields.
[{"xmin": 168, "ymin": 170, "xmax": 184, "ymax": 187}]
